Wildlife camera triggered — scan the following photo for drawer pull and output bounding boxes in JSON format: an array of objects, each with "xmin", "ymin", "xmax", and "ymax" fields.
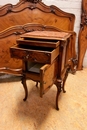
[
  {"xmin": 26, "ymin": 54, "xmax": 29, "ymax": 59},
  {"xmin": 24, "ymin": 54, "xmax": 29, "ymax": 59}
]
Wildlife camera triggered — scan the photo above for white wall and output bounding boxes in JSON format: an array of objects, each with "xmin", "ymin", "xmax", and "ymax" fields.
[
  {"xmin": 0, "ymin": 0, "xmax": 18, "ymax": 5},
  {"xmin": 1, "ymin": 0, "xmax": 87, "ymax": 67}
]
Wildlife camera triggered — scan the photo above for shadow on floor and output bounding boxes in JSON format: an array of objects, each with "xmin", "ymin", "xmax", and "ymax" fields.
[
  {"xmin": 0, "ymin": 74, "xmax": 22, "ymax": 83},
  {"xmin": 16, "ymin": 83, "xmax": 59, "ymax": 128}
]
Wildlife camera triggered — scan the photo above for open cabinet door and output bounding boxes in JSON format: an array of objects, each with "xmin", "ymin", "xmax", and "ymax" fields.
[{"xmin": 40, "ymin": 58, "xmax": 59, "ymax": 97}]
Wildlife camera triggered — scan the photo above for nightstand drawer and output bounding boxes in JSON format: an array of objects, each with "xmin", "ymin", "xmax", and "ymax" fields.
[{"xmin": 10, "ymin": 44, "xmax": 60, "ymax": 64}]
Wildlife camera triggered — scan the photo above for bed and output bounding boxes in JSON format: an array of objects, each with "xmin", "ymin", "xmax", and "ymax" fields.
[{"xmin": 0, "ymin": 0, "xmax": 77, "ymax": 75}]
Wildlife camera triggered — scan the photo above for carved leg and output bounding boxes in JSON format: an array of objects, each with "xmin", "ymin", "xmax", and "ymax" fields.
[
  {"xmin": 36, "ymin": 82, "xmax": 38, "ymax": 88},
  {"xmin": 62, "ymin": 81, "xmax": 66, "ymax": 93},
  {"xmin": 70, "ymin": 58, "xmax": 78, "ymax": 74},
  {"xmin": 55, "ymin": 80, "xmax": 62, "ymax": 110},
  {"xmin": 21, "ymin": 75, "xmax": 28, "ymax": 101},
  {"xmin": 62, "ymin": 67, "xmax": 69, "ymax": 93}
]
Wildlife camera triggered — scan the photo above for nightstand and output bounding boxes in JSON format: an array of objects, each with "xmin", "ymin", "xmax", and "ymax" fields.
[{"xmin": 10, "ymin": 31, "xmax": 71, "ymax": 110}]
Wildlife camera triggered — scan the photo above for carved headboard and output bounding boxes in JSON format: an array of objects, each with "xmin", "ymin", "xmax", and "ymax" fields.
[
  {"xmin": 0, "ymin": 0, "xmax": 75, "ymax": 31},
  {"xmin": 0, "ymin": 0, "xmax": 76, "ymax": 75}
]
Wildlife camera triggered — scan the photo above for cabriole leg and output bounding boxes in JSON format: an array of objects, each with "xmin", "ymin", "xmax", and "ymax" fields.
[
  {"xmin": 21, "ymin": 75, "xmax": 28, "ymax": 101},
  {"xmin": 55, "ymin": 80, "xmax": 62, "ymax": 110}
]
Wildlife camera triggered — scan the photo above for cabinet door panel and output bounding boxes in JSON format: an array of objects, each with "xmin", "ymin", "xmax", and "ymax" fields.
[{"xmin": 40, "ymin": 58, "xmax": 59, "ymax": 96}]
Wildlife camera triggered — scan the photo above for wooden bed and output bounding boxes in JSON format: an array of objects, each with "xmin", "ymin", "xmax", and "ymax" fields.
[{"xmin": 0, "ymin": 0, "xmax": 77, "ymax": 75}]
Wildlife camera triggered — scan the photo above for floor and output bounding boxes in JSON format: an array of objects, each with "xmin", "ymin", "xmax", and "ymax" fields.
[{"xmin": 0, "ymin": 68, "xmax": 87, "ymax": 130}]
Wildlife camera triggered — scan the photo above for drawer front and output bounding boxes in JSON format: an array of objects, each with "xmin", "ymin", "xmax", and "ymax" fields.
[{"xmin": 10, "ymin": 45, "xmax": 59, "ymax": 64}]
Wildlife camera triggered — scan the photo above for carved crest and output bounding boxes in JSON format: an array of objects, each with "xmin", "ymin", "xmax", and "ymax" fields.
[{"xmin": 26, "ymin": 0, "xmax": 42, "ymax": 3}]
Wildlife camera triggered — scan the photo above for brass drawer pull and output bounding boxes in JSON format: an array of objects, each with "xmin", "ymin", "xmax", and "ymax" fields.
[
  {"xmin": 26, "ymin": 54, "xmax": 29, "ymax": 59},
  {"xmin": 24, "ymin": 54, "xmax": 29, "ymax": 59}
]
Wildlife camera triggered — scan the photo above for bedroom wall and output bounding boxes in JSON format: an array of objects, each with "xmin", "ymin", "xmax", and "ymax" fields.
[{"xmin": 1, "ymin": 0, "xmax": 87, "ymax": 67}]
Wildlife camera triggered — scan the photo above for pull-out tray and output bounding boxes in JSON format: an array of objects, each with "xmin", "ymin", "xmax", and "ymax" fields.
[{"xmin": 17, "ymin": 38, "xmax": 59, "ymax": 48}]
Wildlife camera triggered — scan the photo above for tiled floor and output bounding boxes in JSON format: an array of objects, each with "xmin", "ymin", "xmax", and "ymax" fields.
[{"xmin": 0, "ymin": 68, "xmax": 87, "ymax": 130}]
